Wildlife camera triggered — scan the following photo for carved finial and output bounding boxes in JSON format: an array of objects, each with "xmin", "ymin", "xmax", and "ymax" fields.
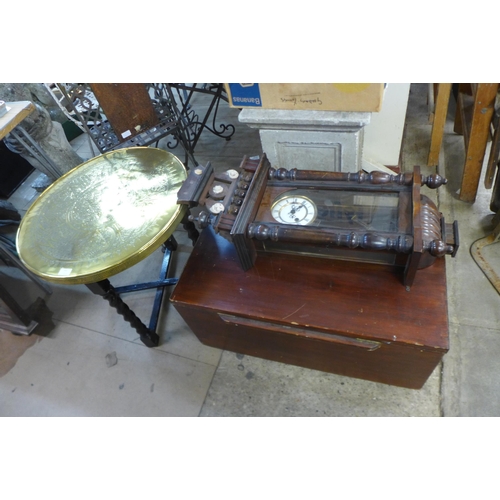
[
  {"xmin": 429, "ymin": 239, "xmax": 454, "ymax": 257},
  {"xmin": 369, "ymin": 171, "xmax": 392, "ymax": 184},
  {"xmin": 357, "ymin": 170, "xmax": 367, "ymax": 183},
  {"xmin": 188, "ymin": 211, "xmax": 211, "ymax": 229},
  {"xmin": 275, "ymin": 168, "xmax": 288, "ymax": 180},
  {"xmin": 348, "ymin": 232, "xmax": 360, "ymax": 248},
  {"xmin": 248, "ymin": 223, "xmax": 270, "ymax": 240},
  {"xmin": 422, "ymin": 174, "xmax": 447, "ymax": 189},
  {"xmin": 269, "ymin": 168, "xmax": 298, "ymax": 181}
]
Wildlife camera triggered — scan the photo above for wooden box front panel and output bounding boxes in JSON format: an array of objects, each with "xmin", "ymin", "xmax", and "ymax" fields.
[{"xmin": 174, "ymin": 304, "xmax": 444, "ymax": 389}]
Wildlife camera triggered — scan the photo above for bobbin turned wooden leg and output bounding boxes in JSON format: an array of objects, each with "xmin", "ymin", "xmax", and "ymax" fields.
[
  {"xmin": 181, "ymin": 210, "xmax": 199, "ymax": 245},
  {"xmin": 86, "ymin": 280, "xmax": 160, "ymax": 347}
]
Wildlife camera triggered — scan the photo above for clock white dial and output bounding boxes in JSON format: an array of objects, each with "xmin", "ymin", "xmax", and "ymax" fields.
[{"xmin": 271, "ymin": 195, "xmax": 317, "ymax": 225}]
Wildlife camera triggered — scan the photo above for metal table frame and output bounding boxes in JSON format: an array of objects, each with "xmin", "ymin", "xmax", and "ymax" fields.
[
  {"xmin": 85, "ymin": 216, "xmax": 198, "ymax": 347},
  {"xmin": 1, "ymin": 100, "xmax": 63, "ymax": 179},
  {"xmin": 7, "ymin": 125, "xmax": 63, "ymax": 178}
]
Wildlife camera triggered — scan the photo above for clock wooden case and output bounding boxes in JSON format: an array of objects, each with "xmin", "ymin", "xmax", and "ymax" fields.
[{"xmin": 177, "ymin": 154, "xmax": 459, "ymax": 287}]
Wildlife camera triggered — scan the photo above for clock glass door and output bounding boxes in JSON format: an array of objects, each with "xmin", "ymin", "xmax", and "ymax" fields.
[{"xmin": 269, "ymin": 189, "xmax": 401, "ymax": 232}]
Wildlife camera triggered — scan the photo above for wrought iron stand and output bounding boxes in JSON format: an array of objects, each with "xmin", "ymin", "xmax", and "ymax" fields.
[
  {"xmin": 48, "ymin": 83, "xmax": 235, "ymax": 169},
  {"xmin": 169, "ymin": 83, "xmax": 235, "ymax": 150}
]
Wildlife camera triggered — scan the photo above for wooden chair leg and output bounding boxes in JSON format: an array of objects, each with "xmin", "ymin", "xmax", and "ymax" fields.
[
  {"xmin": 428, "ymin": 83, "xmax": 452, "ymax": 166},
  {"xmin": 453, "ymin": 83, "xmax": 471, "ymax": 135},
  {"xmin": 459, "ymin": 83, "xmax": 498, "ymax": 202},
  {"xmin": 485, "ymin": 116, "xmax": 500, "ymax": 189}
]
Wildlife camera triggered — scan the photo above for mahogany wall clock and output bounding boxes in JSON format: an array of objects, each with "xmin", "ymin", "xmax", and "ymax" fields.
[{"xmin": 177, "ymin": 154, "xmax": 458, "ymax": 287}]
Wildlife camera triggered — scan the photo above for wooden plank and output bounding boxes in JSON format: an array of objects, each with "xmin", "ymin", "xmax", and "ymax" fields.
[
  {"xmin": 459, "ymin": 83, "xmax": 498, "ymax": 202},
  {"xmin": 427, "ymin": 83, "xmax": 452, "ymax": 166},
  {"xmin": 89, "ymin": 84, "xmax": 159, "ymax": 141},
  {"xmin": 404, "ymin": 166, "xmax": 423, "ymax": 287},
  {"xmin": 453, "ymin": 83, "xmax": 473, "ymax": 136},
  {"xmin": 0, "ymin": 101, "xmax": 35, "ymax": 141},
  {"xmin": 485, "ymin": 117, "xmax": 500, "ymax": 189},
  {"xmin": 230, "ymin": 155, "xmax": 270, "ymax": 270}
]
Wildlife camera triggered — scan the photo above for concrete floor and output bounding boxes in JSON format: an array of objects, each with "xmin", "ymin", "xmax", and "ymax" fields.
[{"xmin": 1, "ymin": 83, "xmax": 499, "ymax": 416}]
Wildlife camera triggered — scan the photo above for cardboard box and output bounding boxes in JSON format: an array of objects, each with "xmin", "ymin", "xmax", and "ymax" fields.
[{"xmin": 225, "ymin": 83, "xmax": 384, "ymax": 112}]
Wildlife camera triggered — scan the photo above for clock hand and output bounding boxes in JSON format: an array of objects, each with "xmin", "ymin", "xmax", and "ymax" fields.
[{"xmin": 288, "ymin": 204, "xmax": 304, "ymax": 216}]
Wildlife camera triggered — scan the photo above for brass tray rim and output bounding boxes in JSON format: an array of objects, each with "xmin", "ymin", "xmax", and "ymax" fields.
[{"xmin": 16, "ymin": 147, "xmax": 187, "ymax": 285}]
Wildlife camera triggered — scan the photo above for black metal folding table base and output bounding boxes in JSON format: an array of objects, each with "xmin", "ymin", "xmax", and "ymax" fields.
[
  {"xmin": 84, "ymin": 211, "xmax": 199, "ymax": 347},
  {"xmin": 85, "ymin": 238, "xmax": 178, "ymax": 348}
]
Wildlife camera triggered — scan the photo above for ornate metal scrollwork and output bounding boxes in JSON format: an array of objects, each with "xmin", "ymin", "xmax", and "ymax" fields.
[
  {"xmin": 168, "ymin": 84, "xmax": 235, "ymax": 149},
  {"xmin": 50, "ymin": 83, "xmax": 235, "ymax": 167}
]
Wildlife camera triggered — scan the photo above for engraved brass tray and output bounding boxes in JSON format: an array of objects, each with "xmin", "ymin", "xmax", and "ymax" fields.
[{"xmin": 17, "ymin": 147, "xmax": 187, "ymax": 285}]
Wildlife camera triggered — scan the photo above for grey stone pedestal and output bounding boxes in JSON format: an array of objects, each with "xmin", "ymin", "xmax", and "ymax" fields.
[{"xmin": 239, "ymin": 108, "xmax": 371, "ymax": 172}]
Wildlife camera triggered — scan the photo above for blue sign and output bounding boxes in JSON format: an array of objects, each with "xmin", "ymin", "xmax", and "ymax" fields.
[{"xmin": 228, "ymin": 83, "xmax": 262, "ymax": 107}]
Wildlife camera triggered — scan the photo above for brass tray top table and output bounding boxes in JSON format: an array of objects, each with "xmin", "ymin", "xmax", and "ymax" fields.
[{"xmin": 16, "ymin": 147, "xmax": 198, "ymax": 347}]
